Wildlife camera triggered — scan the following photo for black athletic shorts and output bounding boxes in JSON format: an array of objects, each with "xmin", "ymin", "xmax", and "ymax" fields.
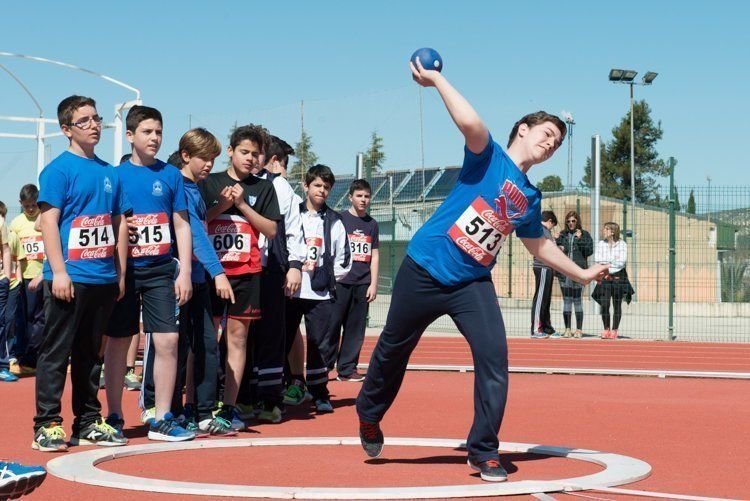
[
  {"xmin": 210, "ymin": 273, "xmax": 261, "ymax": 321},
  {"xmin": 107, "ymin": 260, "xmax": 179, "ymax": 337}
]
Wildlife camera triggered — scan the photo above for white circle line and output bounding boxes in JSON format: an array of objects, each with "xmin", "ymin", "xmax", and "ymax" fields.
[{"xmin": 46, "ymin": 437, "xmax": 651, "ymax": 499}]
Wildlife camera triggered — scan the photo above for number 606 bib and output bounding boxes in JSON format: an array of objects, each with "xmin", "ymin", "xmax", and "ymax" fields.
[
  {"xmin": 208, "ymin": 214, "xmax": 252, "ymax": 263},
  {"xmin": 68, "ymin": 214, "xmax": 115, "ymax": 260},
  {"xmin": 448, "ymin": 197, "xmax": 511, "ymax": 266}
]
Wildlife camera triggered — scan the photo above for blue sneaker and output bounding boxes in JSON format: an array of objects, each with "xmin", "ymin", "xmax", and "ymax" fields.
[
  {"xmin": 148, "ymin": 412, "xmax": 196, "ymax": 442},
  {"xmin": 0, "ymin": 368, "xmax": 19, "ymax": 382},
  {"xmin": 531, "ymin": 332, "xmax": 548, "ymax": 339},
  {"xmin": 0, "ymin": 461, "xmax": 47, "ymax": 498}
]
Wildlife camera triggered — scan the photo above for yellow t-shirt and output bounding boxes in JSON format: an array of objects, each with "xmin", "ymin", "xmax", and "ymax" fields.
[
  {"xmin": 9, "ymin": 213, "xmax": 44, "ymax": 280},
  {"xmin": 7, "ymin": 230, "xmax": 22, "ymax": 289},
  {"xmin": 0, "ymin": 219, "xmax": 8, "ymax": 281}
]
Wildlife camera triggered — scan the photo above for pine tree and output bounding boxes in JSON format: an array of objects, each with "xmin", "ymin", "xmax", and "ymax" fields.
[
  {"xmin": 582, "ymin": 100, "xmax": 669, "ymax": 204},
  {"xmin": 290, "ymin": 131, "xmax": 319, "ymax": 182},
  {"xmin": 363, "ymin": 130, "xmax": 386, "ymax": 175},
  {"xmin": 687, "ymin": 189, "xmax": 696, "ymax": 214}
]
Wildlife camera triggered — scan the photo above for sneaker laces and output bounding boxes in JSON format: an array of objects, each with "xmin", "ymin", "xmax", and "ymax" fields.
[
  {"xmin": 94, "ymin": 418, "xmax": 118, "ymax": 435},
  {"xmin": 360, "ymin": 421, "xmax": 380, "ymax": 441},
  {"xmin": 214, "ymin": 416, "xmax": 232, "ymax": 429},
  {"xmin": 46, "ymin": 424, "xmax": 67, "ymax": 441}
]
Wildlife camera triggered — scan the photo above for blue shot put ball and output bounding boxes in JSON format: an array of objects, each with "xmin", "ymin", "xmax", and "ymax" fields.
[{"xmin": 410, "ymin": 48, "xmax": 443, "ymax": 72}]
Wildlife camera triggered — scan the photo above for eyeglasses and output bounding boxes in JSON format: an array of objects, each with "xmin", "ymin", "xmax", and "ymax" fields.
[
  {"xmin": 567, "ymin": 219, "xmax": 577, "ymax": 223},
  {"xmin": 69, "ymin": 115, "xmax": 104, "ymax": 130}
]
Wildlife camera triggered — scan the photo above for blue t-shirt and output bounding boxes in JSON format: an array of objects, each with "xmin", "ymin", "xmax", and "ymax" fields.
[
  {"xmin": 40, "ymin": 151, "xmax": 131, "ymax": 284},
  {"xmin": 407, "ymin": 134, "xmax": 543, "ymax": 286},
  {"xmin": 117, "ymin": 160, "xmax": 188, "ymax": 268},
  {"xmin": 183, "ymin": 177, "xmax": 224, "ymax": 284}
]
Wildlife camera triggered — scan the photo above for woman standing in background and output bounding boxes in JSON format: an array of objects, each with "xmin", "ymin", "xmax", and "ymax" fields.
[{"xmin": 555, "ymin": 211, "xmax": 593, "ymax": 338}]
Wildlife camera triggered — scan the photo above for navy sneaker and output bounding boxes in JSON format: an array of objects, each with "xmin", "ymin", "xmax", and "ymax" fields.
[
  {"xmin": 148, "ymin": 412, "xmax": 196, "ymax": 442},
  {"xmin": 105, "ymin": 413, "xmax": 125, "ymax": 435},
  {"xmin": 359, "ymin": 420, "xmax": 384, "ymax": 458},
  {"xmin": 468, "ymin": 458, "xmax": 508, "ymax": 482},
  {"xmin": 0, "ymin": 461, "xmax": 47, "ymax": 498}
]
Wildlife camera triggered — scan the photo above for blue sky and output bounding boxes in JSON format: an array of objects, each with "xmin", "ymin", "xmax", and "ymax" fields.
[{"xmin": 1, "ymin": 1, "xmax": 749, "ymax": 208}]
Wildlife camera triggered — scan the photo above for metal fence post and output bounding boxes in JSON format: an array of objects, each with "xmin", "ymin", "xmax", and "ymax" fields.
[
  {"xmin": 507, "ymin": 235, "xmax": 513, "ymax": 298},
  {"xmin": 668, "ymin": 157, "xmax": 676, "ymax": 341}
]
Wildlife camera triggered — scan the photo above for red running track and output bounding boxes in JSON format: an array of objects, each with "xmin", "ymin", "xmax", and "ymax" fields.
[{"xmin": 360, "ymin": 336, "xmax": 750, "ymax": 373}]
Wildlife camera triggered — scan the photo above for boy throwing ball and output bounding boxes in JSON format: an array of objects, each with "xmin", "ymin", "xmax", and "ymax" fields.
[{"xmin": 356, "ymin": 57, "xmax": 607, "ymax": 482}]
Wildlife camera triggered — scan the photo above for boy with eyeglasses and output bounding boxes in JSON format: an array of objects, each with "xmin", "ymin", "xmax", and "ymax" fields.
[{"xmin": 33, "ymin": 96, "xmax": 130, "ymax": 451}]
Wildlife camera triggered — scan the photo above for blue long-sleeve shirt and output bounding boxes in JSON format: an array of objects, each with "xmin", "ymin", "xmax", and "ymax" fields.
[{"xmin": 183, "ymin": 177, "xmax": 224, "ymax": 283}]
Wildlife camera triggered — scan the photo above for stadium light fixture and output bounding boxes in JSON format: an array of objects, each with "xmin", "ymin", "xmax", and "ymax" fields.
[{"xmin": 643, "ymin": 71, "xmax": 658, "ymax": 84}]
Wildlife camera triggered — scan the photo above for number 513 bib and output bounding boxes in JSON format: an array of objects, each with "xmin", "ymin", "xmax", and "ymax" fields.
[{"xmin": 448, "ymin": 196, "xmax": 512, "ymax": 266}]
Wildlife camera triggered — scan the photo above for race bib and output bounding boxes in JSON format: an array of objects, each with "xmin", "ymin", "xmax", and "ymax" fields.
[
  {"xmin": 208, "ymin": 214, "xmax": 252, "ymax": 263},
  {"xmin": 349, "ymin": 233, "xmax": 372, "ymax": 263},
  {"xmin": 128, "ymin": 212, "xmax": 172, "ymax": 258},
  {"xmin": 304, "ymin": 236, "xmax": 323, "ymax": 270},
  {"xmin": 68, "ymin": 214, "xmax": 115, "ymax": 261},
  {"xmin": 21, "ymin": 235, "xmax": 45, "ymax": 261},
  {"xmin": 448, "ymin": 197, "xmax": 512, "ymax": 266}
]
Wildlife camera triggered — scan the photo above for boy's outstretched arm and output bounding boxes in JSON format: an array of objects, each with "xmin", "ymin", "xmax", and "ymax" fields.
[
  {"xmin": 521, "ymin": 236, "xmax": 608, "ymax": 285},
  {"xmin": 410, "ymin": 59, "xmax": 489, "ymax": 154}
]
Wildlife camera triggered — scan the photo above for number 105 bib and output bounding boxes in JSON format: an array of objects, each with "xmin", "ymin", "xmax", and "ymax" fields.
[{"xmin": 448, "ymin": 197, "xmax": 512, "ymax": 266}]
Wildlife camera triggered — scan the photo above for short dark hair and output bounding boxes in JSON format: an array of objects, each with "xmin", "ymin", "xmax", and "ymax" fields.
[
  {"xmin": 507, "ymin": 111, "xmax": 566, "ymax": 148},
  {"xmin": 265, "ymin": 135, "xmax": 295, "ymax": 165},
  {"xmin": 20, "ymin": 184, "xmax": 39, "ymax": 202},
  {"xmin": 229, "ymin": 124, "xmax": 269, "ymax": 150},
  {"xmin": 119, "ymin": 154, "xmax": 132, "ymax": 165},
  {"xmin": 167, "ymin": 150, "xmax": 182, "ymax": 168},
  {"xmin": 126, "ymin": 105, "xmax": 163, "ymax": 132},
  {"xmin": 0, "ymin": 201, "xmax": 7, "ymax": 218},
  {"xmin": 305, "ymin": 164, "xmax": 335, "ymax": 187},
  {"xmin": 349, "ymin": 179, "xmax": 371, "ymax": 195},
  {"xmin": 57, "ymin": 95, "xmax": 97, "ymax": 127},
  {"xmin": 541, "ymin": 210, "xmax": 557, "ymax": 226}
]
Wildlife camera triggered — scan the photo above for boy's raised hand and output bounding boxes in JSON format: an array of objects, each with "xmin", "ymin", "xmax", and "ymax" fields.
[
  {"xmin": 230, "ymin": 184, "xmax": 247, "ymax": 208},
  {"xmin": 217, "ymin": 186, "xmax": 235, "ymax": 212},
  {"xmin": 409, "ymin": 57, "xmax": 442, "ymax": 87}
]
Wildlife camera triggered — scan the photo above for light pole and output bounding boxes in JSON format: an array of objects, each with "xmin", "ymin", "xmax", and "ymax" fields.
[
  {"xmin": 561, "ymin": 110, "xmax": 575, "ymax": 189},
  {"xmin": 706, "ymin": 175, "xmax": 712, "ymax": 224},
  {"xmin": 608, "ymin": 68, "xmax": 658, "ymax": 298}
]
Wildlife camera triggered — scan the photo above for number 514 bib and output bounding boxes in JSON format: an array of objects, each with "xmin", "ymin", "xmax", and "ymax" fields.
[{"xmin": 448, "ymin": 197, "xmax": 512, "ymax": 266}]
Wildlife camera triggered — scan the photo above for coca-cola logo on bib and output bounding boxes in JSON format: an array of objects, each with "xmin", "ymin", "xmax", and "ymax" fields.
[
  {"xmin": 212, "ymin": 223, "xmax": 240, "ymax": 234},
  {"xmin": 132, "ymin": 214, "xmax": 160, "ymax": 226},
  {"xmin": 79, "ymin": 215, "xmax": 108, "ymax": 228},
  {"xmin": 80, "ymin": 247, "xmax": 110, "ymax": 259}
]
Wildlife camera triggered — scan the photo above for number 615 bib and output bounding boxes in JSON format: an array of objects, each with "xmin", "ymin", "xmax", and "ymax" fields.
[{"xmin": 448, "ymin": 197, "xmax": 512, "ymax": 266}]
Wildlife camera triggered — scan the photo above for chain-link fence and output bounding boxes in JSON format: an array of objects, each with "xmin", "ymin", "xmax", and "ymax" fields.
[{"xmin": 297, "ymin": 169, "xmax": 749, "ymax": 344}]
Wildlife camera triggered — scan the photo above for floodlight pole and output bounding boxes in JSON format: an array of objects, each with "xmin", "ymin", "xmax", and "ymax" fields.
[
  {"xmin": 609, "ymin": 69, "xmax": 658, "ymax": 299},
  {"xmin": 629, "ymin": 82, "xmax": 636, "ymax": 296}
]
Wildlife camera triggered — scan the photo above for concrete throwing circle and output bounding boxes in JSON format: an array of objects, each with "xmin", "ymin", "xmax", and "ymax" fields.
[{"xmin": 46, "ymin": 437, "xmax": 651, "ymax": 499}]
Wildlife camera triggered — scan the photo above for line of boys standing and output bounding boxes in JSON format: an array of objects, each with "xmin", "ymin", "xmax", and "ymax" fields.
[
  {"xmin": 0, "ymin": 186, "xmax": 47, "ymax": 383},
  {"xmin": 30, "ymin": 94, "xmax": 379, "ymax": 451}
]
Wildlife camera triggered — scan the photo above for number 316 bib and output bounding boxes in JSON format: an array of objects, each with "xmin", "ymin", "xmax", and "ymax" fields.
[{"xmin": 448, "ymin": 197, "xmax": 512, "ymax": 266}]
